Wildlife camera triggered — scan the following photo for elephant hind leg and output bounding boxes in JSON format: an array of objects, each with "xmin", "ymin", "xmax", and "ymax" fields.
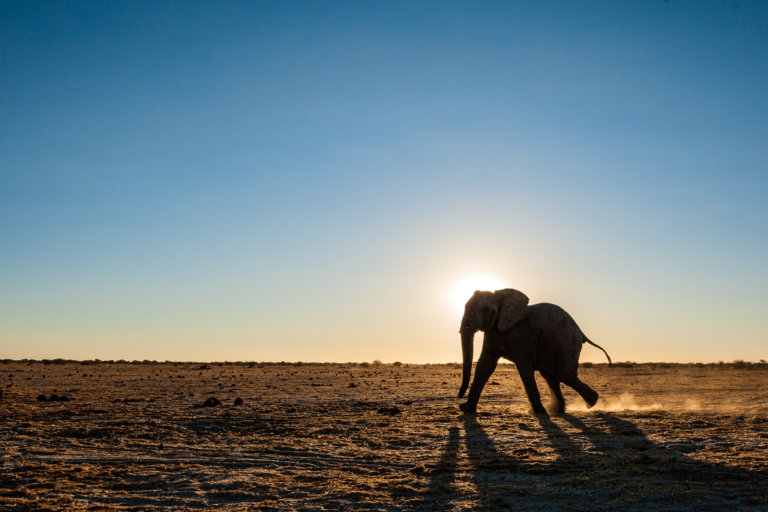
[
  {"xmin": 541, "ymin": 372, "xmax": 565, "ymax": 414},
  {"xmin": 562, "ymin": 376, "xmax": 599, "ymax": 408}
]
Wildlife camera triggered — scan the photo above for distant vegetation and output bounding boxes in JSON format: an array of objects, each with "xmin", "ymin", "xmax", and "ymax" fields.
[
  {"xmin": 580, "ymin": 360, "xmax": 768, "ymax": 370},
  {"xmin": 1, "ymin": 359, "xmax": 767, "ymax": 369}
]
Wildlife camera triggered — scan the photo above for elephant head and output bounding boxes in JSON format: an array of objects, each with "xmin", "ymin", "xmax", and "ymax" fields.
[{"xmin": 458, "ymin": 288, "xmax": 529, "ymax": 398}]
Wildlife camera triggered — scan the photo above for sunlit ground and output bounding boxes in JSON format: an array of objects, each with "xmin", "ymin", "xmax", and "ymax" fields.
[{"xmin": 2, "ymin": 361, "xmax": 766, "ymax": 510}]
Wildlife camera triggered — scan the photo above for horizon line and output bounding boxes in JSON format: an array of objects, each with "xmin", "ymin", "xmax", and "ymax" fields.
[{"xmin": 3, "ymin": 358, "xmax": 766, "ymax": 367}]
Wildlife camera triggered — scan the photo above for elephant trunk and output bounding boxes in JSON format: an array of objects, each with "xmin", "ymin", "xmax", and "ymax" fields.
[{"xmin": 458, "ymin": 328, "xmax": 475, "ymax": 398}]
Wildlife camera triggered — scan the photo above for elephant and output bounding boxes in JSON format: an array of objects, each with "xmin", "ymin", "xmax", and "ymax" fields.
[{"xmin": 458, "ymin": 288, "xmax": 611, "ymax": 414}]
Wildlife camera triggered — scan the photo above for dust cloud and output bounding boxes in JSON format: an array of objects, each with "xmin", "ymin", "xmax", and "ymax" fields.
[{"xmin": 576, "ymin": 392, "xmax": 663, "ymax": 412}]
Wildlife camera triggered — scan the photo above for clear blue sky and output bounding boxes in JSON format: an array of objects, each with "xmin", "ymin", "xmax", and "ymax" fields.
[{"xmin": 2, "ymin": 1, "xmax": 766, "ymax": 362}]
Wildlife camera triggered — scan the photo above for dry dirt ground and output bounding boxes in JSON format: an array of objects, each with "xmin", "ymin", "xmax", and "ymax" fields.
[{"xmin": 1, "ymin": 361, "xmax": 767, "ymax": 511}]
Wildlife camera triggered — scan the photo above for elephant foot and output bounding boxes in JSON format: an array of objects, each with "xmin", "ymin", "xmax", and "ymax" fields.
[
  {"xmin": 584, "ymin": 390, "xmax": 599, "ymax": 408},
  {"xmin": 547, "ymin": 403, "xmax": 565, "ymax": 415},
  {"xmin": 459, "ymin": 402, "xmax": 477, "ymax": 414}
]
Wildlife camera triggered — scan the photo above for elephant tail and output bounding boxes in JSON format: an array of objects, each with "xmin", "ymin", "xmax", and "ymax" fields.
[{"xmin": 584, "ymin": 338, "xmax": 612, "ymax": 366}]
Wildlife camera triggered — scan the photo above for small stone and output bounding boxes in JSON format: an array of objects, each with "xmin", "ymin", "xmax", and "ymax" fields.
[
  {"xmin": 202, "ymin": 397, "xmax": 221, "ymax": 407},
  {"xmin": 234, "ymin": 397, "xmax": 243, "ymax": 406},
  {"xmin": 37, "ymin": 394, "xmax": 48, "ymax": 402},
  {"xmin": 408, "ymin": 465, "xmax": 426, "ymax": 474},
  {"xmin": 377, "ymin": 406, "xmax": 402, "ymax": 415}
]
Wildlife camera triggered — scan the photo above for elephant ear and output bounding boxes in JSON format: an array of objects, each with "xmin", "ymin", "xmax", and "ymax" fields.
[{"xmin": 494, "ymin": 289, "xmax": 529, "ymax": 332}]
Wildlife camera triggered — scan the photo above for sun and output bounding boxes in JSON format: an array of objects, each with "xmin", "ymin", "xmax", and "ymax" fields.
[{"xmin": 452, "ymin": 274, "xmax": 507, "ymax": 314}]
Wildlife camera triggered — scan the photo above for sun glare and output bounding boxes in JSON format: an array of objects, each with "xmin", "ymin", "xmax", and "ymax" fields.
[{"xmin": 452, "ymin": 274, "xmax": 507, "ymax": 314}]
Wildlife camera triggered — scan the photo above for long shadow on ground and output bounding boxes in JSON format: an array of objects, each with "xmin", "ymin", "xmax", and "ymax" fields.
[{"xmin": 419, "ymin": 412, "xmax": 767, "ymax": 511}]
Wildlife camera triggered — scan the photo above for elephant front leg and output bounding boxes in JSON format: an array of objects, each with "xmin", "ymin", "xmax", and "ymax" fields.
[
  {"xmin": 516, "ymin": 364, "xmax": 547, "ymax": 414},
  {"xmin": 459, "ymin": 351, "xmax": 499, "ymax": 414}
]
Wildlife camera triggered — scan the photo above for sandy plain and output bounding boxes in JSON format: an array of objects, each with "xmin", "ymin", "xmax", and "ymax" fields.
[{"xmin": 1, "ymin": 360, "xmax": 767, "ymax": 511}]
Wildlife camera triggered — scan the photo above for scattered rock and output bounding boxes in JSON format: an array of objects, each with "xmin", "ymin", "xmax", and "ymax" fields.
[
  {"xmin": 348, "ymin": 382, "xmax": 358, "ymax": 388},
  {"xmin": 234, "ymin": 397, "xmax": 243, "ymax": 406},
  {"xmin": 194, "ymin": 397, "xmax": 222, "ymax": 408},
  {"xmin": 37, "ymin": 393, "xmax": 69, "ymax": 402},
  {"xmin": 665, "ymin": 441, "xmax": 698, "ymax": 454},
  {"xmin": 377, "ymin": 406, "xmax": 402, "ymax": 415},
  {"xmin": 350, "ymin": 400, "xmax": 379, "ymax": 411},
  {"xmin": 408, "ymin": 465, "xmax": 426, "ymax": 475}
]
